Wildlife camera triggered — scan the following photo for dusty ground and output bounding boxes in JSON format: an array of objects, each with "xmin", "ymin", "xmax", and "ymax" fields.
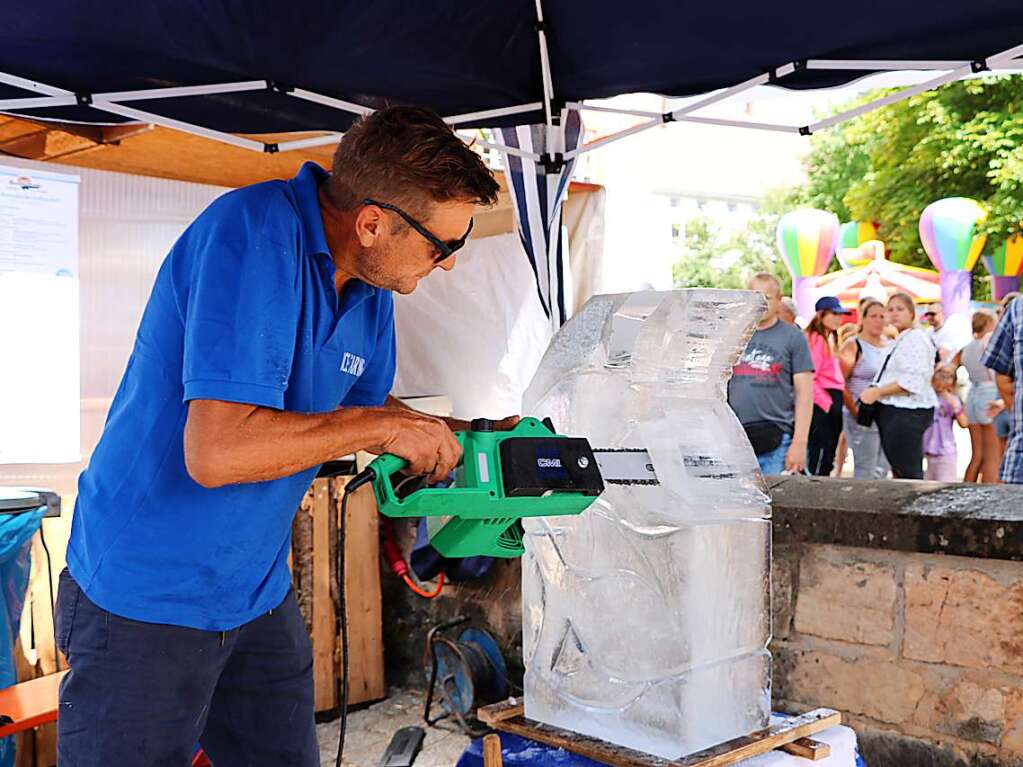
[{"xmin": 317, "ymin": 688, "xmax": 471, "ymax": 767}]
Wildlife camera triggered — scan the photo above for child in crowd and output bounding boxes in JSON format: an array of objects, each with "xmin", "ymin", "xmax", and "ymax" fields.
[{"xmin": 923, "ymin": 366, "xmax": 969, "ymax": 481}]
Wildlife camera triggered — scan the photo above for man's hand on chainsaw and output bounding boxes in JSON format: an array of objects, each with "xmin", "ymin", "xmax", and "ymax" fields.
[{"xmin": 373, "ymin": 409, "xmax": 463, "ymax": 484}]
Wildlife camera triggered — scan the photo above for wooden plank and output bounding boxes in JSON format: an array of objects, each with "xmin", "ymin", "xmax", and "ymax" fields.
[
  {"xmin": 0, "ymin": 672, "xmax": 65, "ymax": 738},
  {"xmin": 483, "ymin": 733, "xmax": 504, "ymax": 767},
  {"xmin": 310, "ymin": 479, "xmax": 338, "ymax": 712},
  {"xmin": 478, "ymin": 701, "xmax": 525, "ymax": 725},
  {"xmin": 780, "ymin": 738, "xmax": 830, "ymax": 760},
  {"xmin": 477, "ymin": 701, "xmax": 842, "ymax": 767},
  {"xmin": 336, "ymin": 477, "xmax": 386, "ymax": 705}
]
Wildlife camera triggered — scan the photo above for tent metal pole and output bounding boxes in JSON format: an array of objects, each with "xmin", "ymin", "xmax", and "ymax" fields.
[
  {"xmin": 464, "ymin": 135, "xmax": 542, "ymax": 162},
  {"xmin": 0, "ymin": 95, "xmax": 78, "ymax": 110},
  {"xmin": 566, "ymin": 102, "xmax": 663, "ymax": 119},
  {"xmin": 444, "ymin": 102, "xmax": 543, "ymax": 126},
  {"xmin": 806, "ymin": 41, "xmax": 1023, "ymax": 133},
  {"xmin": 0, "ymin": 71, "xmax": 70, "ymax": 97},
  {"xmin": 677, "ymin": 115, "xmax": 803, "ymax": 133},
  {"xmin": 93, "ymin": 81, "xmax": 267, "ymax": 102},
  {"xmin": 287, "ymin": 88, "xmax": 373, "ymax": 116},
  {"xmin": 534, "ymin": 0, "xmax": 557, "ymax": 147},
  {"xmin": 565, "ymin": 117, "xmax": 661, "ymax": 159},
  {"xmin": 806, "ymin": 59, "xmax": 969, "ymax": 71},
  {"xmin": 89, "ymin": 101, "xmax": 268, "ymax": 151},
  {"xmin": 275, "ymin": 133, "xmax": 343, "ymax": 152},
  {"xmin": 807, "ymin": 70, "xmax": 964, "ymax": 132},
  {"xmin": 669, "ymin": 62, "xmax": 798, "ymax": 119}
]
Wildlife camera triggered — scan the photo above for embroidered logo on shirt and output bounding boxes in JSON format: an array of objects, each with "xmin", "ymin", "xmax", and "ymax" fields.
[{"xmin": 340, "ymin": 352, "xmax": 366, "ymax": 377}]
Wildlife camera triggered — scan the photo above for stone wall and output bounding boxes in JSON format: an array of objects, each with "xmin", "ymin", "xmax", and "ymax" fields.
[
  {"xmin": 770, "ymin": 477, "xmax": 1023, "ymax": 767},
  {"xmin": 773, "ymin": 543, "xmax": 1023, "ymax": 767}
]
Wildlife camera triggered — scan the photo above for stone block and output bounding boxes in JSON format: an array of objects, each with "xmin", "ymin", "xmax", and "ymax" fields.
[
  {"xmin": 904, "ymin": 565, "xmax": 1023, "ymax": 674},
  {"xmin": 920, "ymin": 679, "xmax": 1005, "ymax": 745},
  {"xmin": 779, "ymin": 647, "xmax": 925, "ymax": 725},
  {"xmin": 793, "ymin": 547, "xmax": 896, "ymax": 646},
  {"xmin": 1002, "ymin": 687, "xmax": 1023, "ymax": 757},
  {"xmin": 772, "ymin": 545, "xmax": 797, "ymax": 641}
]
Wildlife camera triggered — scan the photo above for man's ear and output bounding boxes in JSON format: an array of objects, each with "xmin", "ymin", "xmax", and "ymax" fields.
[{"xmin": 354, "ymin": 205, "xmax": 385, "ymax": 248}]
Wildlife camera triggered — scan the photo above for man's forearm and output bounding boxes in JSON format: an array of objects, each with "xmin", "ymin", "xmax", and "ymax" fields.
[
  {"xmin": 793, "ymin": 390, "xmax": 812, "ymax": 444},
  {"xmin": 185, "ymin": 404, "xmax": 391, "ymax": 488}
]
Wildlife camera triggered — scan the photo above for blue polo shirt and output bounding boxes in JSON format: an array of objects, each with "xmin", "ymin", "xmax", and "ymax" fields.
[{"xmin": 69, "ymin": 162, "xmax": 396, "ymax": 631}]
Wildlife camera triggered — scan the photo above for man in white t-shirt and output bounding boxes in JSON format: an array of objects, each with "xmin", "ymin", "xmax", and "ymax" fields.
[{"xmin": 923, "ymin": 302, "xmax": 972, "ymax": 360}]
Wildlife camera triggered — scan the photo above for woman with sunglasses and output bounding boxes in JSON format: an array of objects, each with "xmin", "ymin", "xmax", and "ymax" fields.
[{"xmin": 858, "ymin": 292, "xmax": 938, "ymax": 479}]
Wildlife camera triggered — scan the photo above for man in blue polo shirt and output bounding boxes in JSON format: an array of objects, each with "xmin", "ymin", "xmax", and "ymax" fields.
[{"xmin": 56, "ymin": 106, "xmax": 503, "ymax": 765}]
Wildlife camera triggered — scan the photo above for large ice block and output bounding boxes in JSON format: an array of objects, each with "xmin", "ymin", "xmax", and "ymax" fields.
[{"xmin": 521, "ymin": 289, "xmax": 771, "ymax": 760}]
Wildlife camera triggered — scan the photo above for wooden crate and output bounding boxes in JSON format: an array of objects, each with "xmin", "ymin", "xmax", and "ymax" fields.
[
  {"xmin": 292, "ymin": 476, "xmax": 386, "ymax": 713},
  {"xmin": 478, "ymin": 701, "xmax": 841, "ymax": 766}
]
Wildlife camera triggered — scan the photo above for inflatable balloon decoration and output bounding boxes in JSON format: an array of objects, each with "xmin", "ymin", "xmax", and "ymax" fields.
[
  {"xmin": 982, "ymin": 235, "xmax": 1023, "ymax": 300},
  {"xmin": 919, "ymin": 198, "xmax": 987, "ymax": 317},
  {"xmin": 777, "ymin": 209, "xmax": 839, "ymax": 319},
  {"xmin": 837, "ymin": 221, "xmax": 878, "ymax": 268}
]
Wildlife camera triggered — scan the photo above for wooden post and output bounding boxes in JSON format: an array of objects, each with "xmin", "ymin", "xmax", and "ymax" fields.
[
  {"xmin": 310, "ymin": 479, "xmax": 338, "ymax": 712},
  {"xmin": 483, "ymin": 734, "xmax": 503, "ymax": 767},
  {"xmin": 335, "ymin": 476, "xmax": 386, "ymax": 705}
]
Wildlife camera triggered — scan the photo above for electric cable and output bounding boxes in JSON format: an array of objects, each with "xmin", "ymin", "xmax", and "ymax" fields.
[
  {"xmin": 402, "ymin": 572, "xmax": 444, "ymax": 599},
  {"xmin": 335, "ymin": 468, "xmax": 375, "ymax": 767}
]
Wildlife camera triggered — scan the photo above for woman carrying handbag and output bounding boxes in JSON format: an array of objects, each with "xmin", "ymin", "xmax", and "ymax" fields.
[
  {"xmin": 858, "ymin": 292, "xmax": 938, "ymax": 479},
  {"xmin": 839, "ymin": 299, "xmax": 891, "ymax": 479}
]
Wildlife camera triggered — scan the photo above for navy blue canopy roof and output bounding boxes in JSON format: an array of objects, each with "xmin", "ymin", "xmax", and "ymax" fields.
[{"xmin": 1, "ymin": 1, "xmax": 1022, "ymax": 132}]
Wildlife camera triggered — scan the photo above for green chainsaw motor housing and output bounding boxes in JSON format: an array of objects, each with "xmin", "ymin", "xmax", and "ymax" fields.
[{"xmin": 369, "ymin": 417, "xmax": 604, "ymax": 559}]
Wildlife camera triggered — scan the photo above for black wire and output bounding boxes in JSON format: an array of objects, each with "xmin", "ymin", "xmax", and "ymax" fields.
[
  {"xmin": 335, "ymin": 469, "xmax": 374, "ymax": 767},
  {"xmin": 38, "ymin": 523, "xmax": 57, "ymax": 671}
]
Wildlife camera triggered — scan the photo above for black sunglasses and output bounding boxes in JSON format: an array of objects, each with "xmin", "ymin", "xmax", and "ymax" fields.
[{"xmin": 362, "ymin": 198, "xmax": 473, "ymax": 262}]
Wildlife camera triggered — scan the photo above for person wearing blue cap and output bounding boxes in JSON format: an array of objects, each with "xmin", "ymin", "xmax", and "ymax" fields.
[{"xmin": 805, "ymin": 296, "xmax": 853, "ymax": 475}]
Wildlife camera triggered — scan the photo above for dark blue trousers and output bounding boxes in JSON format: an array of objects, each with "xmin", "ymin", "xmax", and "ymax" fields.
[{"xmin": 55, "ymin": 569, "xmax": 318, "ymax": 766}]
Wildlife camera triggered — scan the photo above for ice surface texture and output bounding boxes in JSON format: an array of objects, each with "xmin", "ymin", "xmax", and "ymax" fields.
[{"xmin": 521, "ymin": 289, "xmax": 772, "ymax": 760}]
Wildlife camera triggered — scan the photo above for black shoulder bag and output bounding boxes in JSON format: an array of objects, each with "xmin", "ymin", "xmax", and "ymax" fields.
[{"xmin": 855, "ymin": 336, "xmax": 901, "ymax": 427}]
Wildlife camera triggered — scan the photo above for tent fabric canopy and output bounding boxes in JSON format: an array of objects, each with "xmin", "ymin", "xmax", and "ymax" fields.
[{"xmin": 2, "ymin": 1, "xmax": 1022, "ymax": 133}]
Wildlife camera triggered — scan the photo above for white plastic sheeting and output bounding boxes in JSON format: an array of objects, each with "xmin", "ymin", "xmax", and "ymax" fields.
[{"xmin": 392, "ymin": 232, "xmax": 552, "ymax": 420}]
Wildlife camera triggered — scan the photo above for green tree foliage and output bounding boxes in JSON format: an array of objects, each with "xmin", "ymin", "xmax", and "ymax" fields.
[
  {"xmin": 797, "ymin": 76, "xmax": 1023, "ymax": 270},
  {"xmin": 672, "ymin": 190, "xmax": 794, "ymax": 295},
  {"xmin": 672, "ymin": 75, "xmax": 1023, "ymax": 296}
]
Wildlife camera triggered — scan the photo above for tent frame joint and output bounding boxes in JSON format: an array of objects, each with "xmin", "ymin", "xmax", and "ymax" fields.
[
  {"xmin": 971, "ymin": 59, "xmax": 990, "ymax": 73},
  {"xmin": 75, "ymin": 92, "xmax": 92, "ymax": 106},
  {"xmin": 263, "ymin": 143, "xmax": 280, "ymax": 154},
  {"xmin": 661, "ymin": 112, "xmax": 676, "ymax": 123},
  {"xmin": 539, "ymin": 151, "xmax": 565, "ymax": 174},
  {"xmin": 266, "ymin": 80, "xmax": 294, "ymax": 94},
  {"xmin": 799, "ymin": 125, "xmax": 812, "ymax": 136}
]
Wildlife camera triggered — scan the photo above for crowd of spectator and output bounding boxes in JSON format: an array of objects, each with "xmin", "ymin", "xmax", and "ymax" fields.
[{"xmin": 727, "ymin": 272, "xmax": 1023, "ymax": 483}]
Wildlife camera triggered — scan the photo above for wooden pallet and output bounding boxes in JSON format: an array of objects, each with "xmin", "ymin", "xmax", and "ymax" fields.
[{"xmin": 478, "ymin": 701, "xmax": 841, "ymax": 767}]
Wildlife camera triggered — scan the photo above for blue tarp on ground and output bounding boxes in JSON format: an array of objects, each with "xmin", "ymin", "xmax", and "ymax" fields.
[
  {"xmin": 1, "ymin": 2, "xmax": 1022, "ymax": 132},
  {"xmin": 457, "ymin": 732, "xmax": 873, "ymax": 767}
]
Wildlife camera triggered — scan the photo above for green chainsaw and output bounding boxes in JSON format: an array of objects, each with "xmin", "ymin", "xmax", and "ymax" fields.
[{"xmin": 357, "ymin": 416, "xmax": 658, "ymax": 558}]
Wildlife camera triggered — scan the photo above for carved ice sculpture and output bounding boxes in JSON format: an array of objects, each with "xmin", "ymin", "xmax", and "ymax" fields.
[{"xmin": 521, "ymin": 289, "xmax": 771, "ymax": 759}]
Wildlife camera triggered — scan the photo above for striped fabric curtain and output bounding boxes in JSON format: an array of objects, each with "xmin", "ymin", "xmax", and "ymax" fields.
[{"xmin": 499, "ymin": 111, "xmax": 582, "ymax": 329}]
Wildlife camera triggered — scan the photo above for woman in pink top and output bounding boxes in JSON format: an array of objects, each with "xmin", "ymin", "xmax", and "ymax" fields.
[{"xmin": 806, "ymin": 296, "xmax": 852, "ymax": 475}]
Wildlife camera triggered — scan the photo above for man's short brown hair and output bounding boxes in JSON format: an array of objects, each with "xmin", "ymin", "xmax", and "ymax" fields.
[
  {"xmin": 748, "ymin": 271, "xmax": 782, "ymax": 296},
  {"xmin": 327, "ymin": 105, "xmax": 499, "ymax": 217}
]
